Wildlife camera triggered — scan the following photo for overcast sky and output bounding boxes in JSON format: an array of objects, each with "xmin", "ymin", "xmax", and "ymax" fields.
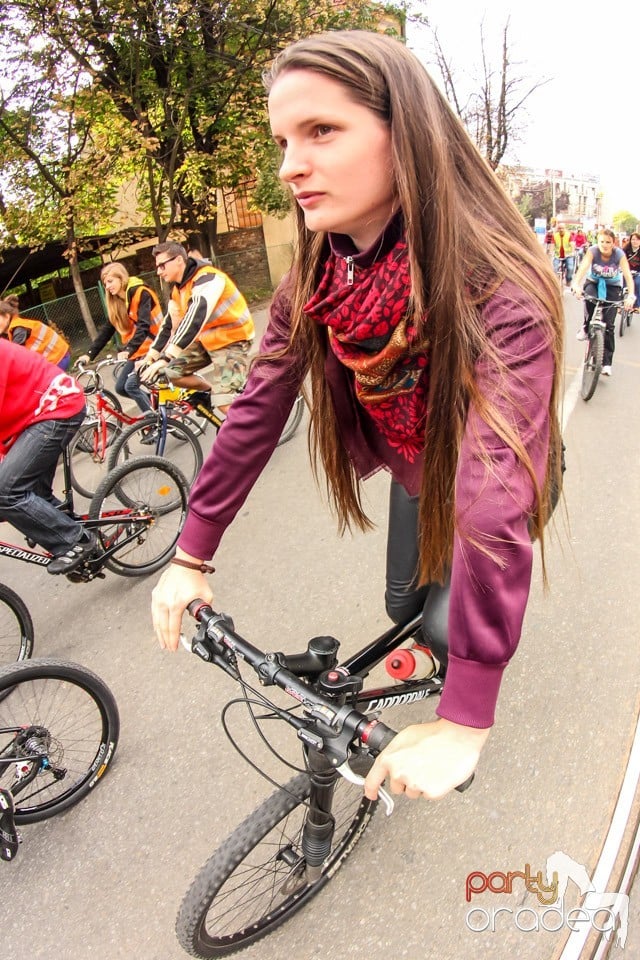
[{"xmin": 407, "ymin": 2, "xmax": 640, "ymax": 218}]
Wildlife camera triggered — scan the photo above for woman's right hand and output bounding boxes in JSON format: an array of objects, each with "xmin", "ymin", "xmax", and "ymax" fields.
[
  {"xmin": 151, "ymin": 564, "xmax": 214, "ymax": 651},
  {"xmin": 76, "ymin": 353, "xmax": 90, "ymax": 365}
]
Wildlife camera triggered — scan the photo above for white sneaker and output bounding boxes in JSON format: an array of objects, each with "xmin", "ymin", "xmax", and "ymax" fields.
[
  {"xmin": 576, "ymin": 329, "xmax": 588, "ymax": 341},
  {"xmin": 601, "ymin": 365, "xmax": 612, "ymax": 377}
]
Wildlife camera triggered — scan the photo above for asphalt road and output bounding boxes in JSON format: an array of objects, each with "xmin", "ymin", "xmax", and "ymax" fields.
[{"xmin": 2, "ymin": 292, "xmax": 640, "ymax": 960}]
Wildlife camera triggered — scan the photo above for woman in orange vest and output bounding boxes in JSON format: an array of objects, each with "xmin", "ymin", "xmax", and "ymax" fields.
[
  {"xmin": 78, "ymin": 262, "xmax": 162, "ymax": 414},
  {"xmin": 0, "ymin": 295, "xmax": 72, "ymax": 370}
]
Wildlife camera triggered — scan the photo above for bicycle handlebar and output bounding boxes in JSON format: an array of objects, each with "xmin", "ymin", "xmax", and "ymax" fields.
[
  {"xmin": 184, "ymin": 600, "xmax": 474, "ymax": 797},
  {"xmin": 578, "ymin": 294, "xmax": 624, "ymax": 306}
]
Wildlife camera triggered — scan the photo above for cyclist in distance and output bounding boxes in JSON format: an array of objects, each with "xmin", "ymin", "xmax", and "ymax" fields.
[
  {"xmin": 571, "ymin": 228, "xmax": 635, "ymax": 375},
  {"xmin": 77, "ymin": 262, "xmax": 162, "ymax": 415},
  {"xmin": 552, "ymin": 224, "xmax": 575, "ymax": 286},
  {"xmin": 573, "ymin": 226, "xmax": 588, "ymax": 266},
  {"xmin": 622, "ymin": 232, "xmax": 640, "ymax": 309},
  {"xmin": 150, "ymin": 30, "xmax": 564, "ymax": 801},
  {"xmin": 0, "ymin": 294, "xmax": 72, "ymax": 370},
  {"xmin": 0, "ymin": 339, "xmax": 98, "ymax": 574},
  {"xmin": 139, "ymin": 243, "xmax": 255, "ymax": 415}
]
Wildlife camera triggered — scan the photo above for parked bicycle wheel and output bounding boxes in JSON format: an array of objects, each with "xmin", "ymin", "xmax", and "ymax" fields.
[
  {"xmin": 0, "ymin": 657, "xmax": 119, "ymax": 824},
  {"xmin": 277, "ymin": 394, "xmax": 304, "ymax": 446},
  {"xmin": 581, "ymin": 328, "xmax": 604, "ymax": 401},
  {"xmin": 107, "ymin": 413, "xmax": 203, "ymax": 489},
  {"xmin": 0, "ymin": 584, "xmax": 34, "ymax": 669},
  {"xmin": 89, "ymin": 456, "xmax": 189, "ymax": 576},
  {"xmin": 176, "ymin": 758, "xmax": 377, "ymax": 958},
  {"xmin": 69, "ymin": 419, "xmax": 121, "ymax": 499}
]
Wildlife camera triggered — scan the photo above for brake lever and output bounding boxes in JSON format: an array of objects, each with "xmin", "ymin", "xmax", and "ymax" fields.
[{"xmin": 337, "ymin": 761, "xmax": 395, "ymax": 816}]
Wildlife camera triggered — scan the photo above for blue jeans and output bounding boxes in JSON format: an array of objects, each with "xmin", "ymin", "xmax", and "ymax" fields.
[
  {"xmin": 553, "ymin": 255, "xmax": 575, "ymax": 284},
  {"xmin": 115, "ymin": 359, "xmax": 151, "ymax": 414},
  {"xmin": 0, "ymin": 411, "xmax": 86, "ymax": 556},
  {"xmin": 633, "ymin": 273, "xmax": 640, "ymax": 308}
]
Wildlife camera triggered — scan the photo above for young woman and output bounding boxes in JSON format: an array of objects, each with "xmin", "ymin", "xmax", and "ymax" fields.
[
  {"xmin": 150, "ymin": 30, "xmax": 565, "ymax": 801},
  {"xmin": 572, "ymin": 229, "xmax": 635, "ymax": 375},
  {"xmin": 0, "ymin": 295, "xmax": 71, "ymax": 370},
  {"xmin": 622, "ymin": 232, "xmax": 640, "ymax": 309},
  {"xmin": 78, "ymin": 262, "xmax": 162, "ymax": 413}
]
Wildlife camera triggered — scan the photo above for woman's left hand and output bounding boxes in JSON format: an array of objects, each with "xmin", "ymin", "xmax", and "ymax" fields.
[
  {"xmin": 363, "ymin": 717, "xmax": 490, "ymax": 801},
  {"xmin": 624, "ymin": 294, "xmax": 636, "ymax": 310}
]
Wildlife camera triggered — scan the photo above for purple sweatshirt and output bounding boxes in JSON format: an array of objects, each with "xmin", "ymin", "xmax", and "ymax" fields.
[{"xmin": 179, "ymin": 257, "xmax": 554, "ymax": 729}]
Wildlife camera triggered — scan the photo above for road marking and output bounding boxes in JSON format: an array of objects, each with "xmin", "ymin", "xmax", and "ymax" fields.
[{"xmin": 562, "ymin": 364, "xmax": 583, "ymax": 432}]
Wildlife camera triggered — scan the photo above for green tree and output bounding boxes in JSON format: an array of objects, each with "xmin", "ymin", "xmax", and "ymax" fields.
[
  {"xmin": 0, "ymin": 0, "xmax": 386, "ymax": 258},
  {"xmin": 613, "ymin": 211, "xmax": 639, "ymax": 235},
  {"xmin": 0, "ymin": 62, "xmax": 143, "ymax": 330}
]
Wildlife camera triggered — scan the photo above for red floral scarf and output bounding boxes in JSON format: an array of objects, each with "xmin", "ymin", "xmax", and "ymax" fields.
[{"xmin": 303, "ymin": 237, "xmax": 430, "ymax": 463}]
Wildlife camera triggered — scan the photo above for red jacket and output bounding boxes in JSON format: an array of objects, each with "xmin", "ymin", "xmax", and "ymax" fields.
[{"xmin": 0, "ymin": 339, "xmax": 85, "ymax": 455}]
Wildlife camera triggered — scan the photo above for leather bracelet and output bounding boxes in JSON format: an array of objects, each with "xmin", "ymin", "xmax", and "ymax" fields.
[{"xmin": 170, "ymin": 557, "xmax": 215, "ymax": 574}]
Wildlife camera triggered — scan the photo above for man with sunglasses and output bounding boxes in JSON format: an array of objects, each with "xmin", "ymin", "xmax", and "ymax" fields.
[{"xmin": 140, "ymin": 242, "xmax": 254, "ymax": 412}]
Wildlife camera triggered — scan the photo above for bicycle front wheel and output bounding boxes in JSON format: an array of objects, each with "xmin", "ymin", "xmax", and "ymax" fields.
[
  {"xmin": 107, "ymin": 413, "xmax": 203, "ymax": 488},
  {"xmin": 89, "ymin": 456, "xmax": 189, "ymax": 576},
  {"xmin": 69, "ymin": 419, "xmax": 121, "ymax": 499},
  {"xmin": 0, "ymin": 657, "xmax": 119, "ymax": 824},
  {"xmin": 581, "ymin": 329, "xmax": 604, "ymax": 401},
  {"xmin": 176, "ymin": 760, "xmax": 377, "ymax": 958},
  {"xmin": 0, "ymin": 583, "xmax": 34, "ymax": 668}
]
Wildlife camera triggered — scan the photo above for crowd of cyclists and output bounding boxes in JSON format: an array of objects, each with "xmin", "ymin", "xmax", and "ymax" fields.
[
  {"xmin": 544, "ymin": 218, "xmax": 639, "ymax": 376},
  {"xmin": 0, "ymin": 242, "xmax": 255, "ymax": 575}
]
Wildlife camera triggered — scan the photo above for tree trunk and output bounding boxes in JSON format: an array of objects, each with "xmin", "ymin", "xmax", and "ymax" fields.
[{"xmin": 67, "ymin": 230, "xmax": 98, "ymax": 340}]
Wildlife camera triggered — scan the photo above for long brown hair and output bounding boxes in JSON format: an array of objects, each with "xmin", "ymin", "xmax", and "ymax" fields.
[
  {"xmin": 263, "ymin": 30, "xmax": 564, "ymax": 584},
  {"xmin": 101, "ymin": 262, "xmax": 134, "ymax": 337}
]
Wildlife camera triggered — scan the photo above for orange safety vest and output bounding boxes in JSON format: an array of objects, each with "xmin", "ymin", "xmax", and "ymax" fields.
[
  {"xmin": 123, "ymin": 280, "xmax": 162, "ymax": 360},
  {"xmin": 171, "ymin": 265, "xmax": 254, "ymax": 353},
  {"xmin": 8, "ymin": 316, "xmax": 70, "ymax": 366}
]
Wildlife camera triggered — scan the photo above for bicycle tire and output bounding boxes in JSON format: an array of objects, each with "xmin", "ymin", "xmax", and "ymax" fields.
[
  {"xmin": 581, "ymin": 328, "xmax": 604, "ymax": 401},
  {"xmin": 619, "ymin": 307, "xmax": 627, "ymax": 338},
  {"xmin": 88, "ymin": 456, "xmax": 189, "ymax": 576},
  {"xmin": 276, "ymin": 395, "xmax": 304, "ymax": 447},
  {"xmin": 0, "ymin": 583, "xmax": 34, "ymax": 669},
  {"xmin": 107, "ymin": 413, "xmax": 203, "ymax": 489},
  {"xmin": 176, "ymin": 757, "xmax": 377, "ymax": 958},
  {"xmin": 84, "ymin": 389, "xmax": 124, "ymax": 423},
  {"xmin": 0, "ymin": 657, "xmax": 119, "ymax": 824},
  {"xmin": 69, "ymin": 419, "xmax": 121, "ymax": 499}
]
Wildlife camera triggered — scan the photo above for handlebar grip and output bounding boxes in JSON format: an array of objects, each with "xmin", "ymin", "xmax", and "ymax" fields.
[
  {"xmin": 360, "ymin": 719, "xmax": 396, "ymax": 755},
  {"xmin": 187, "ymin": 598, "xmax": 213, "ymax": 620},
  {"xmin": 362, "ymin": 719, "xmax": 475, "ymax": 794}
]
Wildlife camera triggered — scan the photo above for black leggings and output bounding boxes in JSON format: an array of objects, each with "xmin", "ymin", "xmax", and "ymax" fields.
[{"xmin": 385, "ymin": 479, "xmax": 450, "ymax": 667}]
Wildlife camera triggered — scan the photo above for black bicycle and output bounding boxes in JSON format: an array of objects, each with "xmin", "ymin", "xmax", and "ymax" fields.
[
  {"xmin": 0, "ymin": 657, "xmax": 119, "ymax": 861},
  {"xmin": 0, "ymin": 441, "xmax": 190, "ymax": 581},
  {"xmin": 580, "ymin": 295, "xmax": 619, "ymax": 401},
  {"xmin": 175, "ymin": 602, "xmax": 472, "ymax": 958}
]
